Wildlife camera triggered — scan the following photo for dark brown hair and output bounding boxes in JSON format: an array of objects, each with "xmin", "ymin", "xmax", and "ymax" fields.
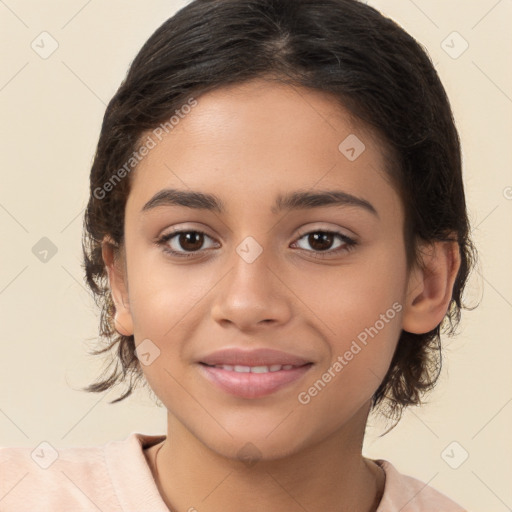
[{"xmin": 82, "ymin": 0, "xmax": 476, "ymax": 423}]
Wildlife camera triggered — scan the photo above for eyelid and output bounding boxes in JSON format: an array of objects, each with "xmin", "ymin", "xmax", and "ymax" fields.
[
  {"xmin": 159, "ymin": 222, "xmax": 357, "ymax": 243},
  {"xmin": 156, "ymin": 224, "xmax": 358, "ymax": 261},
  {"xmin": 157, "ymin": 223, "xmax": 217, "ymax": 243},
  {"xmin": 157, "ymin": 227, "xmax": 218, "ymax": 251},
  {"xmin": 295, "ymin": 223, "xmax": 358, "ymax": 242},
  {"xmin": 291, "ymin": 228, "xmax": 357, "ymax": 257}
]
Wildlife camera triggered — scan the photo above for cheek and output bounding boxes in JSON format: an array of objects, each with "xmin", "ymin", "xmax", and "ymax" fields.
[
  {"xmin": 294, "ymin": 246, "xmax": 406, "ymax": 341},
  {"xmin": 125, "ymin": 248, "xmax": 208, "ymax": 339},
  {"xmin": 332, "ymin": 312, "xmax": 402, "ymax": 391},
  {"xmin": 296, "ymin": 308, "xmax": 403, "ymax": 428},
  {"xmin": 294, "ymin": 248, "xmax": 405, "ymax": 399}
]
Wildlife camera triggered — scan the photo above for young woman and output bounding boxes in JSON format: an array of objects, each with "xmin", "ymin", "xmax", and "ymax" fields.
[{"xmin": 1, "ymin": 0, "xmax": 474, "ymax": 510}]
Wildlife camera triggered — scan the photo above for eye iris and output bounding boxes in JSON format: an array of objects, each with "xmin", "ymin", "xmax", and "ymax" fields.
[
  {"xmin": 179, "ymin": 232, "xmax": 204, "ymax": 251},
  {"xmin": 309, "ymin": 232, "xmax": 333, "ymax": 251}
]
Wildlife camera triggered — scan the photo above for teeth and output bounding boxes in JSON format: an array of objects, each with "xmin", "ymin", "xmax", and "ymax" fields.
[
  {"xmin": 234, "ymin": 365, "xmax": 251, "ymax": 373},
  {"xmin": 213, "ymin": 364, "xmax": 296, "ymax": 373},
  {"xmin": 251, "ymin": 366, "xmax": 270, "ymax": 373}
]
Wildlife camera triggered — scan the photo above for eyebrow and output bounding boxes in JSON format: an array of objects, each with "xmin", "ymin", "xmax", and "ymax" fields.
[{"xmin": 141, "ymin": 188, "xmax": 378, "ymax": 217}]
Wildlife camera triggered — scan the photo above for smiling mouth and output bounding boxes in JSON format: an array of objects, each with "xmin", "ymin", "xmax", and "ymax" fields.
[
  {"xmin": 197, "ymin": 362, "xmax": 314, "ymax": 399},
  {"xmin": 200, "ymin": 363, "xmax": 310, "ymax": 373}
]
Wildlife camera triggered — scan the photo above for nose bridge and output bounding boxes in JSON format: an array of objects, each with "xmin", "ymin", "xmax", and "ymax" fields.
[
  {"xmin": 229, "ymin": 233, "xmax": 276, "ymax": 303},
  {"xmin": 210, "ymin": 233, "xmax": 292, "ymax": 328}
]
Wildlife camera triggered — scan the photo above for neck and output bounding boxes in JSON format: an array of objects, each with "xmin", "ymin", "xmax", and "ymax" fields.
[{"xmin": 149, "ymin": 403, "xmax": 384, "ymax": 512}]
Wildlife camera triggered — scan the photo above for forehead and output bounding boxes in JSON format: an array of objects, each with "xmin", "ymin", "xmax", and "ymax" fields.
[{"xmin": 127, "ymin": 78, "xmax": 399, "ymax": 219}]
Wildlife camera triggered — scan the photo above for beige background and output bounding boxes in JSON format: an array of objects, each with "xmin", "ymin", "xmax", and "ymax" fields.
[{"xmin": 1, "ymin": 1, "xmax": 511, "ymax": 510}]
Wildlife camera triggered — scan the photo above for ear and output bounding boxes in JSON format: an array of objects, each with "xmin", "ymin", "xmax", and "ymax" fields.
[
  {"xmin": 101, "ymin": 236, "xmax": 134, "ymax": 337},
  {"xmin": 402, "ymin": 239, "xmax": 461, "ymax": 334}
]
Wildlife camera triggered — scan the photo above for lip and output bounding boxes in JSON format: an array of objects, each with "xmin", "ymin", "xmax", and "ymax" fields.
[
  {"xmin": 196, "ymin": 348, "xmax": 313, "ymax": 399},
  {"xmin": 197, "ymin": 363, "xmax": 313, "ymax": 399},
  {"xmin": 198, "ymin": 347, "xmax": 312, "ymax": 367}
]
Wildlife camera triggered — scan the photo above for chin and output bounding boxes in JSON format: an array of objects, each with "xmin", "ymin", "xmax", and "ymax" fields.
[
  {"xmin": 191, "ymin": 420, "xmax": 317, "ymax": 464},
  {"xmin": 222, "ymin": 437, "xmax": 306, "ymax": 465}
]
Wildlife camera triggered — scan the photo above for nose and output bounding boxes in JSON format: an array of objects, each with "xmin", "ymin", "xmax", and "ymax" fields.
[{"xmin": 210, "ymin": 241, "xmax": 293, "ymax": 332}]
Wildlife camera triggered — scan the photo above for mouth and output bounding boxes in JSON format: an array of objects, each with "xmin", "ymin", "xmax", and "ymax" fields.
[
  {"xmin": 201, "ymin": 363, "xmax": 305, "ymax": 373},
  {"xmin": 197, "ymin": 361, "xmax": 314, "ymax": 399}
]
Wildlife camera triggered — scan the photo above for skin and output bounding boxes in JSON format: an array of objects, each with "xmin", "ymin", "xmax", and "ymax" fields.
[{"xmin": 103, "ymin": 78, "xmax": 461, "ymax": 512}]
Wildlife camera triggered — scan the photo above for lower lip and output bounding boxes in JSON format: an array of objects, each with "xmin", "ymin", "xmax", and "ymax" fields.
[{"xmin": 197, "ymin": 363, "xmax": 313, "ymax": 399}]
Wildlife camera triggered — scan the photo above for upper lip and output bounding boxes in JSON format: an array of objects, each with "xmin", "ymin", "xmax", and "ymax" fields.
[{"xmin": 199, "ymin": 348, "xmax": 312, "ymax": 367}]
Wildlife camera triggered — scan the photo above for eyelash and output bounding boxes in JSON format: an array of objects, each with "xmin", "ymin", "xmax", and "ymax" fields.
[{"xmin": 155, "ymin": 228, "xmax": 357, "ymax": 260}]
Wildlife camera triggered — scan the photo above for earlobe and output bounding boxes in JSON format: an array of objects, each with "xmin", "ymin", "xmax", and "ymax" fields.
[
  {"xmin": 101, "ymin": 237, "xmax": 134, "ymax": 337},
  {"xmin": 402, "ymin": 240, "xmax": 461, "ymax": 334}
]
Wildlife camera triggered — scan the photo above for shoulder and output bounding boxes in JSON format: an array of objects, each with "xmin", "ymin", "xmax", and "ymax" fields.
[
  {"xmin": 0, "ymin": 440, "xmax": 114, "ymax": 511},
  {"xmin": 0, "ymin": 433, "xmax": 167, "ymax": 512},
  {"xmin": 375, "ymin": 459, "xmax": 468, "ymax": 512}
]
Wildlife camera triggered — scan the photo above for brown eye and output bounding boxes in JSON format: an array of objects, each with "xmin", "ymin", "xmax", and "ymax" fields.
[
  {"xmin": 306, "ymin": 232, "xmax": 335, "ymax": 251},
  {"xmin": 157, "ymin": 230, "xmax": 218, "ymax": 258},
  {"xmin": 292, "ymin": 230, "xmax": 357, "ymax": 258},
  {"xmin": 177, "ymin": 231, "xmax": 205, "ymax": 252}
]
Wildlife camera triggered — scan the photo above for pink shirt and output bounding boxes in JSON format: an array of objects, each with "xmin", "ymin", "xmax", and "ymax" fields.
[{"xmin": 1, "ymin": 433, "xmax": 467, "ymax": 511}]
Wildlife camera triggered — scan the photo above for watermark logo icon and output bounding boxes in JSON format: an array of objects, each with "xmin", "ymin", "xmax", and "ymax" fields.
[
  {"xmin": 31, "ymin": 32, "xmax": 59, "ymax": 59},
  {"xmin": 31, "ymin": 441, "xmax": 59, "ymax": 469},
  {"xmin": 338, "ymin": 134, "xmax": 366, "ymax": 161},
  {"xmin": 441, "ymin": 441, "xmax": 469, "ymax": 469},
  {"xmin": 237, "ymin": 442, "xmax": 262, "ymax": 468},
  {"xmin": 236, "ymin": 237, "xmax": 263, "ymax": 264},
  {"xmin": 441, "ymin": 32, "xmax": 469, "ymax": 59},
  {"xmin": 32, "ymin": 237, "xmax": 58, "ymax": 263},
  {"xmin": 135, "ymin": 338, "xmax": 161, "ymax": 366}
]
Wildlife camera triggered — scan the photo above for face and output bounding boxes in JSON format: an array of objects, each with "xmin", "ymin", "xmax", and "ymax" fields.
[{"xmin": 110, "ymin": 78, "xmax": 413, "ymax": 460}]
